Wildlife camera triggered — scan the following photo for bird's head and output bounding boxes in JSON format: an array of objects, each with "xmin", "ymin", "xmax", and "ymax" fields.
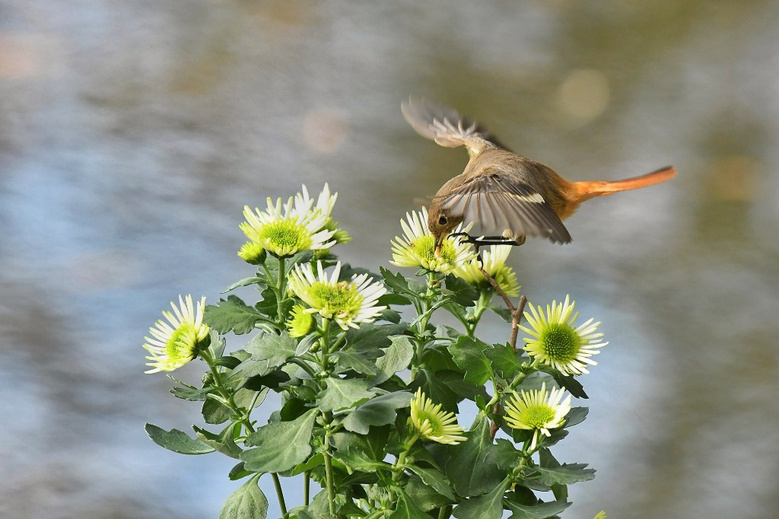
[{"xmin": 427, "ymin": 204, "xmax": 463, "ymax": 257}]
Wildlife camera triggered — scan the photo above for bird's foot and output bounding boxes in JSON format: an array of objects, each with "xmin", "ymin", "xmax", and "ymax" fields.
[{"xmin": 448, "ymin": 232, "xmax": 525, "ymax": 254}]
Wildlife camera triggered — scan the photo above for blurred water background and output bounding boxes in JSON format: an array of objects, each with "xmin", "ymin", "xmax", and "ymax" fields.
[{"xmin": 2, "ymin": 1, "xmax": 778, "ymax": 518}]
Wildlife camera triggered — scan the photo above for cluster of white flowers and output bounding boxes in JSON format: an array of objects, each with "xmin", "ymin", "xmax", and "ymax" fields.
[
  {"xmin": 239, "ymin": 184, "xmax": 349, "ymax": 260},
  {"xmin": 143, "ymin": 187, "xmax": 608, "ymax": 459}
]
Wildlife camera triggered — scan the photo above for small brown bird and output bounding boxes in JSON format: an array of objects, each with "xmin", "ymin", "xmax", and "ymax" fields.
[{"xmin": 401, "ymin": 98, "xmax": 677, "ymax": 253}]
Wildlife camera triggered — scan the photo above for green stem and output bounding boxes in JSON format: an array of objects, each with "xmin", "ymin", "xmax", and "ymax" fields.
[
  {"xmin": 413, "ymin": 272, "xmax": 440, "ymax": 337},
  {"xmin": 202, "ymin": 350, "xmax": 289, "ymax": 516},
  {"xmin": 318, "ymin": 318, "xmax": 332, "ymax": 373},
  {"xmin": 313, "ymin": 321, "xmax": 338, "ymax": 516},
  {"xmin": 304, "ymin": 471, "xmax": 310, "ymax": 506},
  {"xmin": 201, "ymin": 350, "xmax": 255, "ymax": 433},
  {"xmin": 272, "ymin": 473, "xmax": 288, "ymax": 517},
  {"xmin": 392, "ymin": 450, "xmax": 408, "ymax": 482},
  {"xmin": 323, "ymin": 431, "xmax": 337, "ymax": 516},
  {"xmin": 415, "ymin": 297, "xmax": 432, "ymax": 338},
  {"xmin": 464, "ymin": 290, "xmax": 492, "ymax": 337},
  {"xmin": 438, "ymin": 505, "xmax": 451, "ymax": 519},
  {"xmin": 287, "ymin": 356, "xmax": 319, "ymax": 379},
  {"xmin": 276, "ymin": 256, "xmax": 287, "ymax": 324},
  {"xmin": 391, "ymin": 433, "xmax": 419, "ymax": 482}
]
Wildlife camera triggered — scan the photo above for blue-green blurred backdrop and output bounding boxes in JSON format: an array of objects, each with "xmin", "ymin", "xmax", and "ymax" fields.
[{"xmin": 2, "ymin": 2, "xmax": 778, "ymax": 518}]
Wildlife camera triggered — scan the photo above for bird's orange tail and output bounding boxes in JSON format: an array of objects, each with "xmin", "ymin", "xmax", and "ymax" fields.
[{"xmin": 571, "ymin": 165, "xmax": 677, "ymax": 203}]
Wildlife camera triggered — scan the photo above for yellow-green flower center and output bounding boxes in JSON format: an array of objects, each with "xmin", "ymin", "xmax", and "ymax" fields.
[
  {"xmin": 415, "ymin": 410, "xmax": 445, "ymax": 438},
  {"xmin": 165, "ymin": 324, "xmax": 199, "ymax": 365},
  {"xmin": 308, "ymin": 281, "xmax": 362, "ymax": 319},
  {"xmin": 414, "ymin": 236, "xmax": 458, "ymax": 270},
  {"xmin": 520, "ymin": 404, "xmax": 557, "ymax": 429},
  {"xmin": 540, "ymin": 323, "xmax": 581, "ymax": 363},
  {"xmin": 256, "ymin": 219, "xmax": 311, "ymax": 256}
]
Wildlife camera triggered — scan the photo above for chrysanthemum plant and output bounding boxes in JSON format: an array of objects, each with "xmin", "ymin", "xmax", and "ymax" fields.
[{"xmin": 144, "ymin": 184, "xmax": 608, "ymax": 519}]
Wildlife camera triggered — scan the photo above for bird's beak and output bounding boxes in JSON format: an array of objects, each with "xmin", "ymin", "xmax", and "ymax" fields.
[{"xmin": 434, "ymin": 235, "xmax": 443, "ymax": 258}]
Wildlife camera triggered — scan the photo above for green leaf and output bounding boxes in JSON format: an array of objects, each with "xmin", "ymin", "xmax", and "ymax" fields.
[
  {"xmin": 303, "ymin": 490, "xmax": 341, "ymax": 519},
  {"xmin": 412, "ymin": 369, "xmax": 459, "ymax": 413},
  {"xmin": 492, "ymin": 439, "xmax": 521, "ymax": 471},
  {"xmin": 283, "ymin": 453, "xmax": 325, "ymax": 477},
  {"xmin": 380, "ymin": 307, "xmax": 403, "ymax": 323},
  {"xmin": 404, "ymin": 473, "xmax": 452, "ymax": 512},
  {"xmin": 452, "ymin": 476, "xmax": 510, "ymax": 519},
  {"xmin": 220, "ymin": 474, "xmax": 268, "ymax": 519},
  {"xmin": 388, "ymin": 488, "xmax": 431, "ymax": 519},
  {"xmin": 371, "ymin": 335, "xmax": 414, "ymax": 385},
  {"xmin": 194, "ymin": 423, "xmax": 243, "ymax": 459},
  {"xmin": 144, "ymin": 424, "xmax": 215, "ymax": 455},
  {"xmin": 331, "ymin": 431, "xmax": 391, "ymax": 474},
  {"xmin": 216, "ymin": 355, "xmax": 242, "ymax": 369},
  {"xmin": 223, "ymin": 276, "xmax": 266, "ymax": 293},
  {"xmin": 229, "ymin": 356, "xmax": 273, "ymax": 382},
  {"xmin": 484, "ymin": 343, "xmax": 521, "ymax": 377},
  {"xmin": 332, "ymin": 350, "xmax": 380, "ymax": 377},
  {"xmin": 505, "ymin": 499, "xmax": 570, "ymax": 519},
  {"xmin": 170, "ymin": 384, "xmax": 210, "ymax": 401},
  {"xmin": 228, "ymin": 462, "xmax": 253, "ymax": 481},
  {"xmin": 317, "ymin": 377, "xmax": 374, "ymax": 412},
  {"xmin": 205, "ymin": 295, "xmax": 265, "ymax": 335},
  {"xmin": 447, "ymin": 336, "xmax": 493, "ymax": 385},
  {"xmin": 446, "ymin": 414, "xmax": 506, "ymax": 497},
  {"xmin": 342, "ymin": 391, "xmax": 413, "ymax": 434},
  {"xmin": 380, "ymin": 267, "xmax": 412, "ymax": 295},
  {"xmin": 437, "ymin": 370, "xmax": 488, "ymax": 403},
  {"xmin": 564, "ymin": 407, "xmax": 589, "ymax": 428},
  {"xmin": 442, "ymin": 274, "xmax": 479, "ymax": 307},
  {"xmin": 209, "ymin": 330, "xmax": 227, "ymax": 357},
  {"xmin": 533, "ymin": 447, "xmax": 594, "ymax": 487},
  {"xmin": 407, "ymin": 464, "xmax": 456, "ymax": 500},
  {"xmin": 245, "ymin": 331, "xmax": 298, "ymax": 368},
  {"xmin": 242, "ymin": 410, "xmax": 317, "ymax": 473},
  {"xmin": 344, "ymin": 322, "xmax": 407, "ymax": 351},
  {"xmin": 202, "ymin": 396, "xmax": 231, "ymax": 425},
  {"xmin": 531, "ymin": 463, "xmax": 596, "ymax": 486},
  {"xmin": 378, "ymin": 293, "xmax": 412, "ymax": 306},
  {"xmin": 420, "ymin": 342, "xmax": 460, "ymax": 372},
  {"xmin": 244, "ymin": 370, "xmax": 291, "ymax": 391},
  {"xmin": 545, "ymin": 369, "xmax": 588, "ymax": 399},
  {"xmin": 255, "ymin": 287, "xmax": 294, "ymax": 321}
]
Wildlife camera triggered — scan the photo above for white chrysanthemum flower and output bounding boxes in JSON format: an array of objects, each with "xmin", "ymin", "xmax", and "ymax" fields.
[
  {"xmin": 390, "ymin": 207, "xmax": 475, "ymax": 274},
  {"xmin": 288, "ymin": 261, "xmax": 387, "ymax": 330},
  {"xmin": 295, "ymin": 183, "xmax": 351, "ymax": 245},
  {"xmin": 504, "ymin": 382, "xmax": 572, "ymax": 450},
  {"xmin": 294, "ymin": 183, "xmax": 337, "ymax": 219},
  {"xmin": 240, "ymin": 185, "xmax": 339, "ymax": 258},
  {"xmin": 519, "ymin": 295, "xmax": 608, "ymax": 376},
  {"xmin": 409, "ymin": 388, "xmax": 466, "ymax": 445},
  {"xmin": 143, "ymin": 295, "xmax": 210, "ymax": 374},
  {"xmin": 454, "ymin": 244, "xmax": 520, "ymax": 297}
]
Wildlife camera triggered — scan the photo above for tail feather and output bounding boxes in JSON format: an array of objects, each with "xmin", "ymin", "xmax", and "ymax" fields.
[{"xmin": 572, "ymin": 166, "xmax": 677, "ymax": 202}]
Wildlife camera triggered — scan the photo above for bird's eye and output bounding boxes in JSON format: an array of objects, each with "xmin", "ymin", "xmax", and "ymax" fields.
[{"xmin": 438, "ymin": 215, "xmax": 448, "ymax": 225}]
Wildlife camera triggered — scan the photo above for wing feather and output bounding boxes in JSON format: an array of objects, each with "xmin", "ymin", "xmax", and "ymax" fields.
[
  {"xmin": 401, "ymin": 98, "xmax": 506, "ymax": 156},
  {"xmin": 435, "ymin": 173, "xmax": 571, "ymax": 243}
]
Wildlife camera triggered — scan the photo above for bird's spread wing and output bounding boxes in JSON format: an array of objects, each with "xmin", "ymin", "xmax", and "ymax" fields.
[
  {"xmin": 401, "ymin": 98, "xmax": 505, "ymax": 157},
  {"xmin": 437, "ymin": 173, "xmax": 572, "ymax": 244}
]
